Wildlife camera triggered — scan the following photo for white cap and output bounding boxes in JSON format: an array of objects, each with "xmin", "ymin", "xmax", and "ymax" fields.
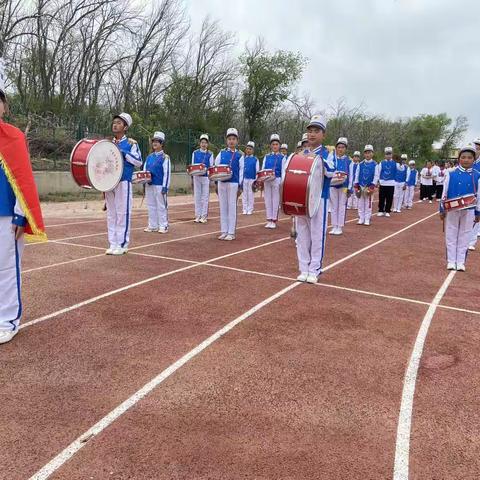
[
  {"xmin": 408, "ymin": 160, "xmax": 416, "ymax": 165},
  {"xmin": 459, "ymin": 144, "xmax": 476, "ymax": 157},
  {"xmin": 473, "ymin": 137, "xmax": 480, "ymax": 145},
  {"xmin": 199, "ymin": 134, "xmax": 209, "ymax": 142},
  {"xmin": 302, "ymin": 133, "xmax": 308, "ymax": 142},
  {"xmin": 353, "ymin": 151, "xmax": 360, "ymax": 157},
  {"xmin": 270, "ymin": 133, "xmax": 280, "ymax": 143},
  {"xmin": 0, "ymin": 57, "xmax": 5, "ymax": 98},
  {"xmin": 246, "ymin": 141, "xmax": 255, "ymax": 148},
  {"xmin": 307, "ymin": 114, "xmax": 326, "ymax": 131},
  {"xmin": 364, "ymin": 144, "xmax": 374, "ymax": 152},
  {"xmin": 152, "ymin": 131, "xmax": 165, "ymax": 142},
  {"xmin": 281, "ymin": 143, "xmax": 288, "ymax": 150},
  {"xmin": 297, "ymin": 141, "xmax": 302, "ymax": 148},
  {"xmin": 384, "ymin": 146, "xmax": 393, "ymax": 154},
  {"xmin": 336, "ymin": 137, "xmax": 348, "ymax": 147},
  {"xmin": 114, "ymin": 112, "xmax": 133, "ymax": 128},
  {"xmin": 401, "ymin": 153, "xmax": 408, "ymax": 159},
  {"xmin": 226, "ymin": 127, "xmax": 238, "ymax": 138}
]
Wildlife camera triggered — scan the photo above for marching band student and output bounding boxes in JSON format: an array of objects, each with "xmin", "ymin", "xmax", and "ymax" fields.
[
  {"xmin": 262, "ymin": 134, "xmax": 286, "ymax": 229},
  {"xmin": 106, "ymin": 112, "xmax": 142, "ymax": 255},
  {"xmin": 404, "ymin": 160, "xmax": 418, "ymax": 209},
  {"xmin": 144, "ymin": 131, "xmax": 171, "ymax": 234},
  {"xmin": 295, "ymin": 141, "xmax": 303, "ymax": 154},
  {"xmin": 392, "ymin": 154, "xmax": 408, "ymax": 212},
  {"xmin": 434, "ymin": 160, "xmax": 446, "ymax": 202},
  {"xmin": 347, "ymin": 151, "xmax": 360, "ymax": 210},
  {"xmin": 280, "ymin": 143, "xmax": 288, "ymax": 157},
  {"xmin": 440, "ymin": 145, "xmax": 480, "ymax": 271},
  {"xmin": 301, "ymin": 133, "xmax": 308, "ymax": 151},
  {"xmin": 215, "ymin": 128, "xmax": 244, "ymax": 240},
  {"xmin": 191, "ymin": 133, "xmax": 213, "ymax": 223},
  {"xmin": 0, "ymin": 61, "xmax": 46, "ymax": 344},
  {"xmin": 420, "ymin": 160, "xmax": 434, "ymax": 203},
  {"xmin": 242, "ymin": 141, "xmax": 259, "ymax": 215},
  {"xmin": 295, "ymin": 114, "xmax": 335, "ymax": 284},
  {"xmin": 353, "ymin": 145, "xmax": 377, "ymax": 226},
  {"xmin": 376, "ymin": 147, "xmax": 397, "ymax": 217},
  {"xmin": 329, "ymin": 137, "xmax": 350, "ymax": 235},
  {"xmin": 468, "ymin": 138, "xmax": 480, "ymax": 251}
]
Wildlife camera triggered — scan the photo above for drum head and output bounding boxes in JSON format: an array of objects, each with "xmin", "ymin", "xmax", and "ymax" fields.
[
  {"xmin": 306, "ymin": 155, "xmax": 324, "ymax": 217},
  {"xmin": 87, "ymin": 140, "xmax": 123, "ymax": 192}
]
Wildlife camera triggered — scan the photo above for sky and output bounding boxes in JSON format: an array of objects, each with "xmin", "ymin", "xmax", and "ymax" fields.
[{"xmin": 185, "ymin": 0, "xmax": 480, "ymax": 144}]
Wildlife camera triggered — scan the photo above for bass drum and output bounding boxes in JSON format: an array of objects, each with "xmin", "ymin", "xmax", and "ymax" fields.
[
  {"xmin": 70, "ymin": 139, "xmax": 123, "ymax": 192},
  {"xmin": 281, "ymin": 153, "xmax": 324, "ymax": 217}
]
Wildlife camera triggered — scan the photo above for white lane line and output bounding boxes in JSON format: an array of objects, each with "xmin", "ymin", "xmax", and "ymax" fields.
[
  {"xmin": 27, "ymin": 213, "xmax": 437, "ymax": 480},
  {"xmin": 393, "ymin": 271, "xmax": 456, "ymax": 480},
  {"xmin": 27, "ymin": 281, "xmax": 300, "ymax": 480},
  {"xmin": 20, "ymin": 237, "xmax": 289, "ymax": 330}
]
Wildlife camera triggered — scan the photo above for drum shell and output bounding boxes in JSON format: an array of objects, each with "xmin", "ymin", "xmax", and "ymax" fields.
[
  {"xmin": 187, "ymin": 164, "xmax": 206, "ymax": 176},
  {"xmin": 208, "ymin": 165, "xmax": 232, "ymax": 182},
  {"xmin": 256, "ymin": 169, "xmax": 275, "ymax": 183},
  {"xmin": 70, "ymin": 140, "xmax": 93, "ymax": 189}
]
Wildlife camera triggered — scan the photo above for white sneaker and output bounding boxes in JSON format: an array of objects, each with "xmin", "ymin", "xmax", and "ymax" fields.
[
  {"xmin": 218, "ymin": 233, "xmax": 227, "ymax": 240},
  {"xmin": 0, "ymin": 330, "xmax": 17, "ymax": 344},
  {"xmin": 112, "ymin": 247, "xmax": 125, "ymax": 255},
  {"xmin": 335, "ymin": 228, "xmax": 343, "ymax": 235},
  {"xmin": 105, "ymin": 247, "xmax": 115, "ymax": 255},
  {"xmin": 456, "ymin": 263, "xmax": 466, "ymax": 272},
  {"xmin": 247, "ymin": 211, "xmax": 253, "ymax": 215},
  {"xmin": 199, "ymin": 217, "xmax": 207, "ymax": 224},
  {"xmin": 468, "ymin": 245, "xmax": 475, "ymax": 251},
  {"xmin": 270, "ymin": 222, "xmax": 277, "ymax": 229},
  {"xmin": 265, "ymin": 222, "xmax": 272, "ymax": 229},
  {"xmin": 306, "ymin": 273, "xmax": 318, "ymax": 284},
  {"xmin": 385, "ymin": 213, "xmax": 391, "ymax": 217},
  {"xmin": 242, "ymin": 211, "xmax": 247, "ymax": 215},
  {"xmin": 158, "ymin": 227, "xmax": 169, "ymax": 234},
  {"xmin": 377, "ymin": 212, "xmax": 385, "ymax": 217},
  {"xmin": 194, "ymin": 217, "xmax": 200, "ymax": 223},
  {"xmin": 357, "ymin": 220, "xmax": 364, "ymax": 225},
  {"xmin": 296, "ymin": 272, "xmax": 309, "ymax": 282},
  {"xmin": 364, "ymin": 220, "xmax": 370, "ymax": 226},
  {"xmin": 144, "ymin": 227, "xmax": 157, "ymax": 232},
  {"xmin": 447, "ymin": 262, "xmax": 456, "ymax": 271},
  {"xmin": 224, "ymin": 234, "xmax": 235, "ymax": 241},
  {"xmin": 429, "ymin": 200, "xmax": 433, "ymax": 204},
  {"xmin": 329, "ymin": 228, "xmax": 337, "ymax": 234}
]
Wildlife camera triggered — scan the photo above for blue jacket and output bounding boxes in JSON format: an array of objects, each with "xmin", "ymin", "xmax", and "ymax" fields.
[
  {"xmin": 215, "ymin": 149, "xmax": 244, "ymax": 185},
  {"xmin": 356, "ymin": 160, "xmax": 377, "ymax": 187},
  {"xmin": 332, "ymin": 153, "xmax": 351, "ymax": 189},
  {"xmin": 406, "ymin": 168, "xmax": 418, "ymax": 186},
  {"xmin": 244, "ymin": 155, "xmax": 259, "ymax": 180},
  {"xmin": 440, "ymin": 166, "xmax": 480, "ymax": 215},
  {"xmin": 262, "ymin": 153, "xmax": 284, "ymax": 178},
  {"xmin": 191, "ymin": 149, "xmax": 213, "ymax": 177},
  {"xmin": 310, "ymin": 145, "xmax": 334, "ymax": 199},
  {"xmin": 114, "ymin": 136, "xmax": 142, "ymax": 182},
  {"xmin": 395, "ymin": 165, "xmax": 407, "ymax": 183},
  {"xmin": 0, "ymin": 164, "xmax": 26, "ymax": 225},
  {"xmin": 144, "ymin": 152, "xmax": 171, "ymax": 189}
]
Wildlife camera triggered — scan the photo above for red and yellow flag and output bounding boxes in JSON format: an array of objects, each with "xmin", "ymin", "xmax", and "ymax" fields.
[{"xmin": 0, "ymin": 121, "xmax": 46, "ymax": 242}]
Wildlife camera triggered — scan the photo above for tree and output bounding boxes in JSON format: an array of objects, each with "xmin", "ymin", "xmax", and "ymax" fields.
[{"xmin": 240, "ymin": 38, "xmax": 306, "ymax": 141}]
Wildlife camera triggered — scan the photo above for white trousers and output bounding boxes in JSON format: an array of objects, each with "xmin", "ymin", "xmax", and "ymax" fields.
[
  {"xmin": 0, "ymin": 217, "xmax": 24, "ymax": 332},
  {"xmin": 242, "ymin": 179, "xmax": 255, "ymax": 214},
  {"xmin": 404, "ymin": 186, "xmax": 415, "ymax": 207},
  {"xmin": 264, "ymin": 177, "xmax": 281, "ymax": 221},
  {"xmin": 218, "ymin": 181, "xmax": 238, "ymax": 235},
  {"xmin": 469, "ymin": 222, "xmax": 479, "ymax": 248},
  {"xmin": 347, "ymin": 193, "xmax": 358, "ymax": 209},
  {"xmin": 105, "ymin": 180, "xmax": 132, "ymax": 249},
  {"xmin": 357, "ymin": 194, "xmax": 373, "ymax": 223},
  {"xmin": 394, "ymin": 183, "xmax": 406, "ymax": 211},
  {"xmin": 296, "ymin": 199, "xmax": 328, "ymax": 276},
  {"xmin": 445, "ymin": 209, "xmax": 474, "ymax": 264},
  {"xmin": 193, "ymin": 176, "xmax": 210, "ymax": 218},
  {"xmin": 146, "ymin": 184, "xmax": 168, "ymax": 229},
  {"xmin": 329, "ymin": 187, "xmax": 347, "ymax": 228}
]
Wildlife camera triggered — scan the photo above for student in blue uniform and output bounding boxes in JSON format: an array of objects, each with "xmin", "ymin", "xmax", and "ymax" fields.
[
  {"xmin": 144, "ymin": 131, "xmax": 171, "ymax": 234},
  {"xmin": 393, "ymin": 154, "xmax": 408, "ymax": 212},
  {"xmin": 353, "ymin": 145, "xmax": 377, "ymax": 225},
  {"xmin": 404, "ymin": 160, "xmax": 418, "ymax": 209},
  {"xmin": 242, "ymin": 141, "xmax": 259, "ymax": 215},
  {"xmin": 376, "ymin": 147, "xmax": 397, "ymax": 217},
  {"xmin": 440, "ymin": 145, "xmax": 480, "ymax": 271},
  {"xmin": 347, "ymin": 151, "xmax": 361, "ymax": 210},
  {"xmin": 468, "ymin": 138, "xmax": 480, "ymax": 250},
  {"xmin": 191, "ymin": 134, "xmax": 213, "ymax": 223}
]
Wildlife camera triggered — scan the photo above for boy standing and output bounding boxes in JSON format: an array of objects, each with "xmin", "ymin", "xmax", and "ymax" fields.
[
  {"xmin": 191, "ymin": 133, "xmax": 213, "ymax": 223},
  {"xmin": 242, "ymin": 141, "xmax": 259, "ymax": 215},
  {"xmin": 404, "ymin": 160, "xmax": 418, "ymax": 209},
  {"xmin": 353, "ymin": 145, "xmax": 377, "ymax": 226},
  {"xmin": 376, "ymin": 147, "xmax": 397, "ymax": 217}
]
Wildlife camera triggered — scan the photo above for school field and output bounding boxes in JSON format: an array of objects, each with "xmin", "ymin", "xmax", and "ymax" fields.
[{"xmin": 1, "ymin": 191, "xmax": 479, "ymax": 480}]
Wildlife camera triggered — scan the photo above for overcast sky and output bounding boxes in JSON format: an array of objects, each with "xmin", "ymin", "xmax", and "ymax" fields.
[{"xmin": 185, "ymin": 0, "xmax": 479, "ymax": 143}]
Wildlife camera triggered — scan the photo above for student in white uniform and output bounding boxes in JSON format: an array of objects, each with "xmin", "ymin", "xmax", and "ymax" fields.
[
  {"xmin": 214, "ymin": 128, "xmax": 244, "ymax": 240},
  {"xmin": 144, "ymin": 131, "xmax": 171, "ymax": 233},
  {"xmin": 404, "ymin": 160, "xmax": 418, "ymax": 209},
  {"xmin": 328, "ymin": 137, "xmax": 350, "ymax": 235},
  {"xmin": 262, "ymin": 134, "xmax": 286, "ymax": 229},
  {"xmin": 347, "ymin": 151, "xmax": 361, "ymax": 210},
  {"xmin": 468, "ymin": 138, "xmax": 480, "ymax": 251},
  {"xmin": 353, "ymin": 145, "xmax": 377, "ymax": 226},
  {"xmin": 106, "ymin": 113, "xmax": 142, "ymax": 255},
  {"xmin": 392, "ymin": 154, "xmax": 408, "ymax": 212},
  {"xmin": 242, "ymin": 141, "xmax": 259, "ymax": 215},
  {"xmin": 420, "ymin": 161, "xmax": 434, "ymax": 203},
  {"xmin": 434, "ymin": 161, "xmax": 447, "ymax": 202},
  {"xmin": 440, "ymin": 145, "xmax": 480, "ymax": 271},
  {"xmin": 295, "ymin": 114, "xmax": 335, "ymax": 284},
  {"xmin": 191, "ymin": 134, "xmax": 214, "ymax": 223},
  {"xmin": 280, "ymin": 143, "xmax": 288, "ymax": 157}
]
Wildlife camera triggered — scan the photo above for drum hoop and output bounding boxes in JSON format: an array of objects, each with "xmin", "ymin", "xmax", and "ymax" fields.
[
  {"xmin": 280, "ymin": 154, "xmax": 294, "ymax": 214},
  {"xmin": 306, "ymin": 155, "xmax": 323, "ymax": 217},
  {"xmin": 87, "ymin": 139, "xmax": 122, "ymax": 192}
]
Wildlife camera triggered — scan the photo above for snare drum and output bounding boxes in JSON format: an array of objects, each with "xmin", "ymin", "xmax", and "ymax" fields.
[
  {"xmin": 443, "ymin": 194, "xmax": 477, "ymax": 212},
  {"xmin": 281, "ymin": 153, "xmax": 324, "ymax": 217},
  {"xmin": 132, "ymin": 171, "xmax": 152, "ymax": 184},
  {"xmin": 330, "ymin": 171, "xmax": 348, "ymax": 187},
  {"xmin": 256, "ymin": 169, "xmax": 276, "ymax": 183},
  {"xmin": 187, "ymin": 164, "xmax": 207, "ymax": 176},
  {"xmin": 70, "ymin": 139, "xmax": 123, "ymax": 192},
  {"xmin": 208, "ymin": 165, "xmax": 232, "ymax": 181}
]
